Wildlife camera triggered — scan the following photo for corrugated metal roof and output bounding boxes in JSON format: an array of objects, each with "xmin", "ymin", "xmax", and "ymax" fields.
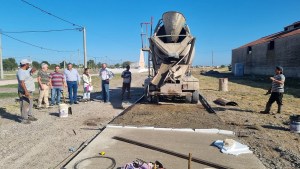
[{"xmin": 236, "ymin": 24, "xmax": 300, "ymax": 49}]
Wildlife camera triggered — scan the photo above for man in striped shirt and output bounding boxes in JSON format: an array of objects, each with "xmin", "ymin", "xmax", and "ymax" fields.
[
  {"xmin": 261, "ymin": 66, "xmax": 285, "ymax": 114},
  {"xmin": 50, "ymin": 65, "xmax": 66, "ymax": 105}
]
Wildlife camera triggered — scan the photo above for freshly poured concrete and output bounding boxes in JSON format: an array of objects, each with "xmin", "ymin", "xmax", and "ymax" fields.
[{"xmin": 65, "ymin": 127, "xmax": 266, "ymax": 169}]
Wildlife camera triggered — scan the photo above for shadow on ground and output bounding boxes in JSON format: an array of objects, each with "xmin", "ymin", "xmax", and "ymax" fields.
[
  {"xmin": 0, "ymin": 107, "xmax": 21, "ymax": 122},
  {"xmin": 90, "ymin": 87, "xmax": 144, "ymax": 110},
  {"xmin": 212, "ymin": 106, "xmax": 254, "ymax": 113},
  {"xmin": 200, "ymin": 71, "xmax": 300, "ymax": 98}
]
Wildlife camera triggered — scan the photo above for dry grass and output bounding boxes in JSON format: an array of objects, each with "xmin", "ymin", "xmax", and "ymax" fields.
[{"xmin": 193, "ymin": 68, "xmax": 300, "ymax": 114}]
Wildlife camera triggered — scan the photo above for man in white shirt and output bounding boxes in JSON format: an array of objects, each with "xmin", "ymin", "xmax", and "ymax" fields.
[{"xmin": 99, "ymin": 63, "xmax": 114, "ymax": 103}]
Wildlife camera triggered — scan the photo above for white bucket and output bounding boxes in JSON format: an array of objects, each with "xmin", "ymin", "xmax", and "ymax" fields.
[
  {"xmin": 59, "ymin": 103, "xmax": 69, "ymax": 118},
  {"xmin": 290, "ymin": 115, "xmax": 300, "ymax": 133}
]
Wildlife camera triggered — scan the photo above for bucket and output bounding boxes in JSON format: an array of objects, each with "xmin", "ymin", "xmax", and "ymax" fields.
[
  {"xmin": 290, "ymin": 115, "xmax": 300, "ymax": 133},
  {"xmin": 59, "ymin": 103, "xmax": 69, "ymax": 118}
]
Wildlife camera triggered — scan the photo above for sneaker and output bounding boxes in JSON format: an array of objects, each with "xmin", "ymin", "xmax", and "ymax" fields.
[
  {"xmin": 21, "ymin": 119, "xmax": 31, "ymax": 124},
  {"xmin": 74, "ymin": 102, "xmax": 79, "ymax": 104},
  {"xmin": 28, "ymin": 116, "xmax": 38, "ymax": 121},
  {"xmin": 36, "ymin": 106, "xmax": 43, "ymax": 110}
]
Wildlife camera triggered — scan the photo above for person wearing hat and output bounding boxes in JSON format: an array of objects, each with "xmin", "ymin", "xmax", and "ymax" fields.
[
  {"xmin": 64, "ymin": 63, "xmax": 81, "ymax": 104},
  {"xmin": 260, "ymin": 66, "xmax": 285, "ymax": 114},
  {"xmin": 16, "ymin": 59, "xmax": 37, "ymax": 124},
  {"xmin": 37, "ymin": 63, "xmax": 51, "ymax": 109},
  {"xmin": 121, "ymin": 65, "xmax": 132, "ymax": 100}
]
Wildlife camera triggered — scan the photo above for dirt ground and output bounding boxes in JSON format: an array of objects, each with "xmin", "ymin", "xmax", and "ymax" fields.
[
  {"xmin": 0, "ymin": 72, "xmax": 145, "ymax": 169},
  {"xmin": 111, "ymin": 68, "xmax": 300, "ymax": 169},
  {"xmin": 1, "ymin": 68, "xmax": 300, "ymax": 169}
]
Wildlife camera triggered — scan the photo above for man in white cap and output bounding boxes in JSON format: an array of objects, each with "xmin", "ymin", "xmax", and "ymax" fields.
[
  {"xmin": 16, "ymin": 59, "xmax": 37, "ymax": 124},
  {"xmin": 37, "ymin": 63, "xmax": 51, "ymax": 109}
]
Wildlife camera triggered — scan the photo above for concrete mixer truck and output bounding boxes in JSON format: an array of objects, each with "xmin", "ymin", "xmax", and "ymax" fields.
[{"xmin": 142, "ymin": 11, "xmax": 199, "ymax": 103}]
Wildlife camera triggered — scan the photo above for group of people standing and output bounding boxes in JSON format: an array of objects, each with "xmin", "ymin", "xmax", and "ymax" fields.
[{"xmin": 17, "ymin": 59, "xmax": 132, "ymax": 124}]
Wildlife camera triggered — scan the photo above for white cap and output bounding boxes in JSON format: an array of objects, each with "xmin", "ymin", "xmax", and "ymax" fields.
[{"xmin": 20, "ymin": 59, "xmax": 32, "ymax": 65}]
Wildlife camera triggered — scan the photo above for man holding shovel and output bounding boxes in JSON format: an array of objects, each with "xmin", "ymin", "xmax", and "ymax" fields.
[{"xmin": 16, "ymin": 59, "xmax": 37, "ymax": 124}]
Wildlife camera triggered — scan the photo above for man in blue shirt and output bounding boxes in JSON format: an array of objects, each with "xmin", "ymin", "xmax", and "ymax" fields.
[
  {"xmin": 260, "ymin": 66, "xmax": 285, "ymax": 114},
  {"xmin": 64, "ymin": 63, "xmax": 81, "ymax": 104}
]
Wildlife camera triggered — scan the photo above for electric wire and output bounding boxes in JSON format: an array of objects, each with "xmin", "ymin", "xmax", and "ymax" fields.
[
  {"xmin": 21, "ymin": 0, "xmax": 83, "ymax": 28},
  {"xmin": 3, "ymin": 28, "xmax": 81, "ymax": 34},
  {"xmin": 1, "ymin": 32, "xmax": 76, "ymax": 53}
]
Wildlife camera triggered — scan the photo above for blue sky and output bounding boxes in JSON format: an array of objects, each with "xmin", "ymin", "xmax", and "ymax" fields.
[{"xmin": 0, "ymin": 0, "xmax": 299, "ymax": 66}]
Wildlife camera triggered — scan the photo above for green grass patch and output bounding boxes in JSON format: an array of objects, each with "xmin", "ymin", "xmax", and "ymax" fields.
[
  {"xmin": 0, "ymin": 82, "xmax": 39, "ymax": 88},
  {"xmin": 0, "ymin": 92, "xmax": 17, "ymax": 98},
  {"xmin": 0, "ymin": 84, "xmax": 19, "ymax": 88}
]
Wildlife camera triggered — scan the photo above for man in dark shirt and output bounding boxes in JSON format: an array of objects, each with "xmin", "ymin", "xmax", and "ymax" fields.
[
  {"xmin": 121, "ymin": 65, "xmax": 132, "ymax": 100},
  {"xmin": 260, "ymin": 66, "xmax": 285, "ymax": 114}
]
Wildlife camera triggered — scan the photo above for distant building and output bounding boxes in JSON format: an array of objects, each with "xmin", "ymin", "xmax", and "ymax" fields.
[{"xmin": 232, "ymin": 21, "xmax": 300, "ymax": 77}]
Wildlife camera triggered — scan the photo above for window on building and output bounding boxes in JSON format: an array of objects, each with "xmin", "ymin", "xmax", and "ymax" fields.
[
  {"xmin": 247, "ymin": 46, "xmax": 252, "ymax": 54},
  {"xmin": 268, "ymin": 41, "xmax": 275, "ymax": 50}
]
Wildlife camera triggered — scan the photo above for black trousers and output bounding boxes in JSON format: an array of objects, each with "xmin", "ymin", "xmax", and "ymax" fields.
[{"xmin": 265, "ymin": 92, "xmax": 283, "ymax": 112}]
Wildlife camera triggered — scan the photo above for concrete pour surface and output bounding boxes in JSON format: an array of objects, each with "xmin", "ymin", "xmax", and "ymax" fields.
[{"xmin": 64, "ymin": 127, "xmax": 265, "ymax": 169}]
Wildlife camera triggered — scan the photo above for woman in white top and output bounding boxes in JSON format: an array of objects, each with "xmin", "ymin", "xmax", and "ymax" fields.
[{"xmin": 82, "ymin": 68, "xmax": 92, "ymax": 101}]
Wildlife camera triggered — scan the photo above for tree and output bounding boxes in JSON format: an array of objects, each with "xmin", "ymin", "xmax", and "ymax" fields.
[
  {"xmin": 87, "ymin": 59, "xmax": 96, "ymax": 69},
  {"xmin": 115, "ymin": 63, "xmax": 121, "ymax": 68},
  {"xmin": 96, "ymin": 62, "xmax": 102, "ymax": 68},
  {"xmin": 32, "ymin": 61, "xmax": 40, "ymax": 69},
  {"xmin": 3, "ymin": 57, "xmax": 18, "ymax": 71},
  {"xmin": 122, "ymin": 61, "xmax": 131, "ymax": 68},
  {"xmin": 49, "ymin": 64, "xmax": 57, "ymax": 70},
  {"xmin": 41, "ymin": 61, "xmax": 50, "ymax": 66}
]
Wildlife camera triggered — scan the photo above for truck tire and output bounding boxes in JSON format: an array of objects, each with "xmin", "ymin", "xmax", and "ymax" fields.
[
  {"xmin": 192, "ymin": 90, "xmax": 199, "ymax": 104},
  {"xmin": 186, "ymin": 95, "xmax": 192, "ymax": 103}
]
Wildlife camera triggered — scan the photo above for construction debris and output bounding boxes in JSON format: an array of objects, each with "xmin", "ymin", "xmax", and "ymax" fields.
[
  {"xmin": 213, "ymin": 139, "xmax": 252, "ymax": 156},
  {"xmin": 214, "ymin": 98, "xmax": 238, "ymax": 106}
]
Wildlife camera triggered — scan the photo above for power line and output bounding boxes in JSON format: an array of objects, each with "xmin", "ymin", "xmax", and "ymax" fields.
[
  {"xmin": 1, "ymin": 32, "xmax": 76, "ymax": 53},
  {"xmin": 21, "ymin": 0, "xmax": 83, "ymax": 28},
  {"xmin": 3, "ymin": 28, "xmax": 81, "ymax": 34}
]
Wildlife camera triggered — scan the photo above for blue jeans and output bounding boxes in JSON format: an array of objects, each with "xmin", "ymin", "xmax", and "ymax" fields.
[
  {"xmin": 51, "ymin": 87, "xmax": 62, "ymax": 104},
  {"xmin": 67, "ymin": 81, "xmax": 78, "ymax": 104},
  {"xmin": 102, "ymin": 80, "xmax": 109, "ymax": 102}
]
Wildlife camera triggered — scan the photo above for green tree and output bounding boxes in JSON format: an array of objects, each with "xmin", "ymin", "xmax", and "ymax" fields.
[
  {"xmin": 96, "ymin": 62, "xmax": 102, "ymax": 68},
  {"xmin": 49, "ymin": 64, "xmax": 57, "ymax": 70},
  {"xmin": 87, "ymin": 59, "xmax": 96, "ymax": 69},
  {"xmin": 32, "ymin": 61, "xmax": 40, "ymax": 69},
  {"xmin": 41, "ymin": 61, "xmax": 50, "ymax": 67},
  {"xmin": 115, "ymin": 63, "xmax": 120, "ymax": 68},
  {"xmin": 122, "ymin": 61, "xmax": 131, "ymax": 68},
  {"xmin": 3, "ymin": 57, "xmax": 18, "ymax": 71}
]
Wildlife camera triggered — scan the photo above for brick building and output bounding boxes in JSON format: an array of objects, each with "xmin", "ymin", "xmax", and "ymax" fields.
[{"xmin": 232, "ymin": 21, "xmax": 300, "ymax": 77}]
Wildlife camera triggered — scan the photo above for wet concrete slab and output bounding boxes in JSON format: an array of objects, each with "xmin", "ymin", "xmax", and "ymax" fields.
[{"xmin": 64, "ymin": 127, "xmax": 265, "ymax": 169}]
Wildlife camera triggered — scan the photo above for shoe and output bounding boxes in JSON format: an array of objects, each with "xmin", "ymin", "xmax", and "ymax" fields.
[
  {"xmin": 260, "ymin": 111, "xmax": 270, "ymax": 114},
  {"xmin": 36, "ymin": 106, "xmax": 42, "ymax": 110},
  {"xmin": 21, "ymin": 119, "xmax": 31, "ymax": 124},
  {"xmin": 28, "ymin": 116, "xmax": 38, "ymax": 121},
  {"xmin": 74, "ymin": 102, "xmax": 79, "ymax": 104}
]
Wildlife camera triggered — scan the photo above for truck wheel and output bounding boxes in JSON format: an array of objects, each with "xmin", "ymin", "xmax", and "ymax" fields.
[
  {"xmin": 192, "ymin": 90, "xmax": 199, "ymax": 104},
  {"xmin": 186, "ymin": 95, "xmax": 192, "ymax": 103}
]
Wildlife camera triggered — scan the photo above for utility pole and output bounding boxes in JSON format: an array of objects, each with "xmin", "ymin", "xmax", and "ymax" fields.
[
  {"xmin": 77, "ymin": 49, "xmax": 80, "ymax": 67},
  {"xmin": 83, "ymin": 27, "xmax": 87, "ymax": 68},
  {"xmin": 211, "ymin": 50, "xmax": 214, "ymax": 68},
  {"xmin": 0, "ymin": 31, "xmax": 3, "ymax": 79}
]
